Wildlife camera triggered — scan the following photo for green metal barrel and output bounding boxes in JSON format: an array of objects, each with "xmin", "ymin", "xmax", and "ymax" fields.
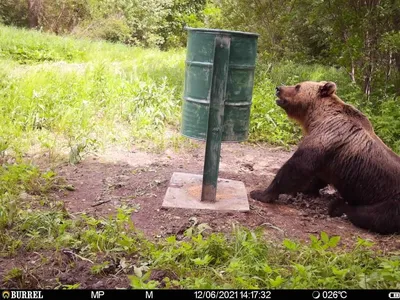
[
  {"xmin": 180, "ymin": 27, "xmax": 258, "ymax": 202},
  {"xmin": 181, "ymin": 27, "xmax": 259, "ymax": 142}
]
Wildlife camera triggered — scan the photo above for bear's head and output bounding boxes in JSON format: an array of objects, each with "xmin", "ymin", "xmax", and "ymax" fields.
[{"xmin": 275, "ymin": 80, "xmax": 337, "ymax": 127}]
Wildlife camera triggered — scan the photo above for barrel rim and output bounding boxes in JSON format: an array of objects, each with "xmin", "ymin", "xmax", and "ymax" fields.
[{"xmin": 185, "ymin": 26, "xmax": 259, "ymax": 38}]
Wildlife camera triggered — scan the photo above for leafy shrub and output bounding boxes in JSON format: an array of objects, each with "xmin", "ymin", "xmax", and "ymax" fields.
[
  {"xmin": 0, "ymin": 0, "xmax": 28, "ymax": 27},
  {"xmin": 372, "ymin": 98, "xmax": 400, "ymax": 154},
  {"xmin": 73, "ymin": 15, "xmax": 131, "ymax": 43},
  {"xmin": 146, "ymin": 225, "xmax": 400, "ymax": 289}
]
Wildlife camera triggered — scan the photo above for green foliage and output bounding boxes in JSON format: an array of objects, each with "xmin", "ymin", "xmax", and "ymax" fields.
[
  {"xmin": 68, "ymin": 0, "xmax": 207, "ymax": 48},
  {"xmin": 146, "ymin": 225, "xmax": 400, "ymax": 289},
  {"xmin": 0, "ymin": 163, "xmax": 57, "ymax": 231},
  {"xmin": 74, "ymin": 15, "xmax": 132, "ymax": 43},
  {"xmin": 0, "ymin": 0, "xmax": 28, "ymax": 27},
  {"xmin": 83, "ymin": 0, "xmax": 173, "ymax": 47},
  {"xmin": 0, "ymin": 0, "xmax": 207, "ymax": 49},
  {"xmin": 11, "ymin": 203, "xmax": 396, "ymax": 289},
  {"xmin": 248, "ymin": 75, "xmax": 300, "ymax": 146},
  {"xmin": 212, "ymin": 0, "xmax": 399, "ymax": 96},
  {"xmin": 39, "ymin": 0, "xmax": 91, "ymax": 34},
  {"xmin": 1, "ymin": 0, "xmax": 399, "ymax": 111},
  {"xmin": 381, "ymin": 31, "xmax": 400, "ymax": 53},
  {"xmin": 1, "ymin": 0, "xmax": 399, "ymax": 101},
  {"xmin": 372, "ymin": 98, "xmax": 400, "ymax": 153},
  {"xmin": 1, "ymin": 24, "xmax": 399, "ymax": 154},
  {"xmin": 0, "ymin": 25, "xmax": 188, "ymax": 156},
  {"xmin": 0, "ymin": 26, "xmax": 86, "ymax": 63},
  {"xmin": 160, "ymin": 0, "xmax": 206, "ymax": 49}
]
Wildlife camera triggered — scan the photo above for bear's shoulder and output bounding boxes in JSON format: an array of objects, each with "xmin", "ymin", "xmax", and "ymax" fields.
[{"xmin": 342, "ymin": 103, "xmax": 374, "ymax": 132}]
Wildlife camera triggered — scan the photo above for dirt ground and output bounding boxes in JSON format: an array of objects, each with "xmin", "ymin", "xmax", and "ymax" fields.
[
  {"xmin": 2, "ymin": 141, "xmax": 399, "ymax": 289},
  {"xmin": 53, "ymin": 141, "xmax": 400, "ymax": 251}
]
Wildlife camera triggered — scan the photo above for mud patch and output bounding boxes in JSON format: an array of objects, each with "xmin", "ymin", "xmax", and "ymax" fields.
[{"xmin": 51, "ymin": 142, "xmax": 399, "ymax": 252}]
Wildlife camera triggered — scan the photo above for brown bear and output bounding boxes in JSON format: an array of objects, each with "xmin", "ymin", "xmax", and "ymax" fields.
[{"xmin": 250, "ymin": 81, "xmax": 400, "ymax": 235}]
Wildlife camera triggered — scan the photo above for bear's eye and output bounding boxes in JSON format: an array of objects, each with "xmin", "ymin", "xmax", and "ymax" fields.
[{"xmin": 295, "ymin": 84, "xmax": 301, "ymax": 91}]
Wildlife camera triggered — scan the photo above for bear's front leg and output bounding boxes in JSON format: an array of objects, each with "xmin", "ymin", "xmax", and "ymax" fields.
[
  {"xmin": 249, "ymin": 188, "xmax": 279, "ymax": 203},
  {"xmin": 250, "ymin": 146, "xmax": 322, "ymax": 203},
  {"xmin": 328, "ymin": 197, "xmax": 347, "ymax": 217}
]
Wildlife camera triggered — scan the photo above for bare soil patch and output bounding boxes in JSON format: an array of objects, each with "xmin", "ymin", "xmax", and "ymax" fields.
[{"xmin": 53, "ymin": 142, "xmax": 400, "ymax": 251}]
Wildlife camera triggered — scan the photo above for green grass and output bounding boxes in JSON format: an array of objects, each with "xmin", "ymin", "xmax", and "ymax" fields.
[
  {"xmin": 1, "ymin": 25, "xmax": 399, "ymax": 289},
  {"xmin": 0, "ymin": 25, "xmax": 191, "ymax": 160},
  {"xmin": 1, "ymin": 24, "xmax": 397, "ymax": 155},
  {"xmin": 0, "ymin": 25, "xmax": 151, "ymax": 64}
]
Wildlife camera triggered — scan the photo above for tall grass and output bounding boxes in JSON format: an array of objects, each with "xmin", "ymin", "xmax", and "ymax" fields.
[
  {"xmin": 1, "ymin": 25, "xmax": 398, "ymax": 154},
  {"xmin": 0, "ymin": 25, "xmax": 149, "ymax": 63},
  {"xmin": 0, "ymin": 25, "xmax": 190, "ymax": 160},
  {"xmin": 2, "ymin": 24, "xmax": 378, "ymax": 160}
]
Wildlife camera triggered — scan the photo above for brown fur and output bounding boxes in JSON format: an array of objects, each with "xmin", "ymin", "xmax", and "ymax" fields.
[{"xmin": 250, "ymin": 81, "xmax": 400, "ymax": 234}]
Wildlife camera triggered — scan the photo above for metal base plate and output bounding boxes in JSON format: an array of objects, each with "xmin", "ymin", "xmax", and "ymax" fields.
[{"xmin": 161, "ymin": 172, "xmax": 249, "ymax": 211}]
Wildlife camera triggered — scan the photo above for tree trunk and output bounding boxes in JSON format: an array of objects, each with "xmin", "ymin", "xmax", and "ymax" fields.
[
  {"xmin": 350, "ymin": 58, "xmax": 356, "ymax": 83},
  {"xmin": 27, "ymin": 0, "xmax": 40, "ymax": 29},
  {"xmin": 385, "ymin": 51, "xmax": 392, "ymax": 87},
  {"xmin": 364, "ymin": 63, "xmax": 373, "ymax": 102}
]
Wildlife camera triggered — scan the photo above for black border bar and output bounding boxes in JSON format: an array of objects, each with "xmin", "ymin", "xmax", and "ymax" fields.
[{"xmin": 1, "ymin": 289, "xmax": 399, "ymax": 300}]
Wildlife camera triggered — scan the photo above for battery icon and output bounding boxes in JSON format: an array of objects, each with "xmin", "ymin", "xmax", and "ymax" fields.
[{"xmin": 389, "ymin": 292, "xmax": 400, "ymax": 299}]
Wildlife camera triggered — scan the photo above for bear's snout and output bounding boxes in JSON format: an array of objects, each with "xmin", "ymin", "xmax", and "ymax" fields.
[
  {"xmin": 275, "ymin": 86, "xmax": 288, "ymax": 107},
  {"xmin": 276, "ymin": 98, "xmax": 287, "ymax": 107}
]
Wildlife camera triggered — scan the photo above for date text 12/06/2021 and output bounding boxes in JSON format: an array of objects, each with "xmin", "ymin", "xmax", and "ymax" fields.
[{"xmin": 194, "ymin": 290, "xmax": 272, "ymax": 299}]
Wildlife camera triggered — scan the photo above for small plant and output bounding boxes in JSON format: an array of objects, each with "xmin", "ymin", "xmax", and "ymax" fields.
[
  {"xmin": 90, "ymin": 261, "xmax": 112, "ymax": 275},
  {"xmin": 3, "ymin": 267, "xmax": 24, "ymax": 287}
]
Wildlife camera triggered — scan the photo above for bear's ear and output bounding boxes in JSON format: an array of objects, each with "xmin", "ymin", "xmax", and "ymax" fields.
[{"xmin": 320, "ymin": 81, "xmax": 337, "ymax": 97}]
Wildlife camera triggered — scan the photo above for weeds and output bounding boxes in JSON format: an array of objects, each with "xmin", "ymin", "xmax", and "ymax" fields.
[
  {"xmin": 141, "ymin": 224, "xmax": 400, "ymax": 289},
  {"xmin": 0, "ymin": 25, "xmax": 187, "ymax": 159}
]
